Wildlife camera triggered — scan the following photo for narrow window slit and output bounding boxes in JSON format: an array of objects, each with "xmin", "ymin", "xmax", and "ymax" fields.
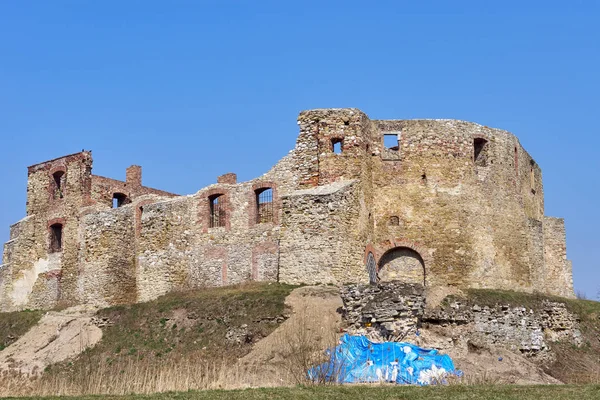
[
  {"xmin": 52, "ymin": 171, "xmax": 65, "ymax": 199},
  {"xmin": 530, "ymin": 160, "xmax": 536, "ymax": 194},
  {"xmin": 49, "ymin": 223, "xmax": 63, "ymax": 253},
  {"xmin": 332, "ymin": 138, "xmax": 343, "ymax": 154},
  {"xmin": 474, "ymin": 138, "xmax": 489, "ymax": 167}
]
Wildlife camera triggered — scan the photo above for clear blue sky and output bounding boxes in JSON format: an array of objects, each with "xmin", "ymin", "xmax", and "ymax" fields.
[{"xmin": 1, "ymin": 1, "xmax": 598, "ymax": 297}]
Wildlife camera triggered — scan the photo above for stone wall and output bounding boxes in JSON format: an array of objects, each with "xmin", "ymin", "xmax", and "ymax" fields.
[
  {"xmin": 341, "ymin": 282, "xmax": 425, "ymax": 341},
  {"xmin": 543, "ymin": 217, "xmax": 574, "ymax": 297},
  {"xmin": 76, "ymin": 207, "xmax": 137, "ymax": 307},
  {"xmin": 0, "ymin": 108, "xmax": 574, "ymax": 311},
  {"xmin": 424, "ymin": 296, "xmax": 582, "ymax": 360},
  {"xmin": 278, "ymin": 180, "xmax": 367, "ymax": 285},
  {"xmin": 369, "ymin": 119, "xmax": 551, "ymax": 292},
  {"xmin": 340, "ymin": 282, "xmax": 582, "ymax": 361}
]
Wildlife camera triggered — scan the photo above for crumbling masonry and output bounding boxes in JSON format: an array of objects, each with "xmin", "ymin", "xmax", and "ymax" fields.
[{"xmin": 0, "ymin": 108, "xmax": 574, "ymax": 311}]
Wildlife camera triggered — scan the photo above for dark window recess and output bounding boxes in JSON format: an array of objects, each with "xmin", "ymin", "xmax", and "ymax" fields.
[
  {"xmin": 530, "ymin": 160, "xmax": 536, "ymax": 194},
  {"xmin": 112, "ymin": 193, "xmax": 129, "ymax": 208},
  {"xmin": 389, "ymin": 216, "xmax": 400, "ymax": 226},
  {"xmin": 421, "ymin": 173, "xmax": 427, "ymax": 183},
  {"xmin": 209, "ymin": 194, "xmax": 226, "ymax": 228},
  {"xmin": 52, "ymin": 171, "xmax": 65, "ymax": 199},
  {"xmin": 332, "ymin": 138, "xmax": 343, "ymax": 154},
  {"xmin": 473, "ymin": 138, "xmax": 489, "ymax": 167},
  {"xmin": 49, "ymin": 223, "xmax": 63, "ymax": 253},
  {"xmin": 384, "ymin": 134, "xmax": 399, "ymax": 151},
  {"xmin": 256, "ymin": 188, "xmax": 274, "ymax": 223}
]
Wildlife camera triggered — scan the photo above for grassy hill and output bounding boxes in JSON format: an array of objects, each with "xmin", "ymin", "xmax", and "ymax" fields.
[{"xmin": 1, "ymin": 283, "xmax": 600, "ymax": 397}]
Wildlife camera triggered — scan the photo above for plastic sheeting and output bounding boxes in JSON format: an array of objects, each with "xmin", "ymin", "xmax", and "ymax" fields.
[{"xmin": 308, "ymin": 334, "xmax": 460, "ymax": 385}]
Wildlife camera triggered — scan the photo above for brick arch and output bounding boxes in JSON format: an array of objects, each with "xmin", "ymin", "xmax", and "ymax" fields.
[
  {"xmin": 201, "ymin": 188, "xmax": 231, "ymax": 232},
  {"xmin": 376, "ymin": 238, "xmax": 431, "ymax": 265},
  {"xmin": 47, "ymin": 217, "xmax": 66, "ymax": 229},
  {"xmin": 249, "ymin": 181, "xmax": 279, "ymax": 227},
  {"xmin": 48, "ymin": 165, "xmax": 67, "ymax": 200},
  {"xmin": 49, "ymin": 165, "xmax": 67, "ymax": 176},
  {"xmin": 365, "ymin": 238, "xmax": 433, "ymax": 285}
]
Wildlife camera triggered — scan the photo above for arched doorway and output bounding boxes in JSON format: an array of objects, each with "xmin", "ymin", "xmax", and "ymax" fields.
[{"xmin": 378, "ymin": 247, "xmax": 425, "ymax": 286}]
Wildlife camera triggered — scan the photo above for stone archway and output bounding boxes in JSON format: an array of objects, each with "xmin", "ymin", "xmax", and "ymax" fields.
[{"xmin": 378, "ymin": 247, "xmax": 425, "ymax": 286}]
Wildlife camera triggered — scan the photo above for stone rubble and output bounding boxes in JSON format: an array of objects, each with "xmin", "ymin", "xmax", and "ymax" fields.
[{"xmin": 340, "ymin": 281, "xmax": 582, "ymax": 361}]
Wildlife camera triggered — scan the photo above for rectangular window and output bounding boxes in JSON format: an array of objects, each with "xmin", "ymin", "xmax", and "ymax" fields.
[
  {"xmin": 209, "ymin": 194, "xmax": 226, "ymax": 228},
  {"xmin": 384, "ymin": 134, "xmax": 399, "ymax": 150},
  {"xmin": 49, "ymin": 223, "xmax": 63, "ymax": 253},
  {"xmin": 473, "ymin": 138, "xmax": 488, "ymax": 167},
  {"xmin": 52, "ymin": 171, "xmax": 65, "ymax": 199},
  {"xmin": 331, "ymin": 138, "xmax": 343, "ymax": 154}
]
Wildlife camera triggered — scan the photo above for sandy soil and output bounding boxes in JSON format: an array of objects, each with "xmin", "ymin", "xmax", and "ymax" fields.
[
  {"xmin": 222, "ymin": 285, "xmax": 344, "ymax": 388},
  {"xmin": 0, "ymin": 305, "xmax": 102, "ymax": 375},
  {"xmin": 222, "ymin": 285, "xmax": 560, "ymax": 388},
  {"xmin": 411, "ymin": 321, "xmax": 561, "ymax": 384}
]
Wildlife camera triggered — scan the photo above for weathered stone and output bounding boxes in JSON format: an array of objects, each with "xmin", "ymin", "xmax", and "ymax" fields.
[
  {"xmin": 0, "ymin": 108, "xmax": 574, "ymax": 311},
  {"xmin": 341, "ymin": 282, "xmax": 582, "ymax": 362}
]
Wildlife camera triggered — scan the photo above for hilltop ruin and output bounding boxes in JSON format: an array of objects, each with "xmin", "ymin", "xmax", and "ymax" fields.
[{"xmin": 0, "ymin": 108, "xmax": 574, "ymax": 311}]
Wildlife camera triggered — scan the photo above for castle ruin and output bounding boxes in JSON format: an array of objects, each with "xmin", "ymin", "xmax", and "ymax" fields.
[{"xmin": 0, "ymin": 108, "xmax": 574, "ymax": 311}]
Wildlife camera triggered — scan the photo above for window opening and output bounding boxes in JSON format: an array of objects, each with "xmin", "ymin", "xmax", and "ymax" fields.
[
  {"xmin": 112, "ymin": 193, "xmax": 128, "ymax": 208},
  {"xmin": 209, "ymin": 194, "xmax": 226, "ymax": 228},
  {"xmin": 52, "ymin": 171, "xmax": 65, "ymax": 199},
  {"xmin": 49, "ymin": 223, "xmax": 63, "ymax": 253},
  {"xmin": 421, "ymin": 173, "xmax": 427, "ymax": 183},
  {"xmin": 530, "ymin": 160, "xmax": 536, "ymax": 194},
  {"xmin": 389, "ymin": 216, "xmax": 400, "ymax": 226},
  {"xmin": 332, "ymin": 138, "xmax": 343, "ymax": 154},
  {"xmin": 473, "ymin": 138, "xmax": 488, "ymax": 167},
  {"xmin": 384, "ymin": 134, "xmax": 399, "ymax": 151},
  {"xmin": 256, "ymin": 188, "xmax": 274, "ymax": 223}
]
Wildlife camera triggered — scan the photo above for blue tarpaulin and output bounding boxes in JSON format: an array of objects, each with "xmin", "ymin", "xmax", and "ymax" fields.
[{"xmin": 308, "ymin": 334, "xmax": 460, "ymax": 385}]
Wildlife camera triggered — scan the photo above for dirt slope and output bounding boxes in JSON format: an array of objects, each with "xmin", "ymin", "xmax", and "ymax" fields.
[
  {"xmin": 225, "ymin": 285, "xmax": 343, "ymax": 388},
  {"xmin": 0, "ymin": 305, "xmax": 102, "ymax": 375}
]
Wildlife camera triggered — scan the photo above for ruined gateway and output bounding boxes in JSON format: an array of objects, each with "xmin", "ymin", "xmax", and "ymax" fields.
[{"xmin": 0, "ymin": 108, "xmax": 574, "ymax": 311}]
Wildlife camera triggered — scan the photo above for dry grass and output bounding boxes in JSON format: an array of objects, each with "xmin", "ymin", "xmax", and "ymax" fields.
[
  {"xmin": 0, "ymin": 283, "xmax": 296, "ymax": 396},
  {"xmin": 0, "ymin": 355, "xmax": 260, "ymax": 396},
  {"xmin": 3, "ymin": 384, "xmax": 600, "ymax": 400},
  {"xmin": 0, "ymin": 285, "xmax": 344, "ymax": 396},
  {"xmin": 3, "ymin": 285, "xmax": 600, "ymax": 397},
  {"xmin": 0, "ymin": 309, "xmax": 44, "ymax": 351},
  {"xmin": 275, "ymin": 302, "xmax": 344, "ymax": 385}
]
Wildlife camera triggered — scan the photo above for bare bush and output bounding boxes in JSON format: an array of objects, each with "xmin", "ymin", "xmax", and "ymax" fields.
[{"xmin": 276, "ymin": 303, "xmax": 345, "ymax": 385}]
